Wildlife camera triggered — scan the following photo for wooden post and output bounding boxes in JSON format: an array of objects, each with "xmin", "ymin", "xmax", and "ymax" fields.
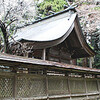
[
  {"xmin": 89, "ymin": 57, "xmax": 92, "ymax": 68},
  {"xmin": 46, "ymin": 76, "xmax": 49, "ymax": 100},
  {"xmin": 96, "ymin": 78, "xmax": 100, "ymax": 97},
  {"xmin": 12, "ymin": 68, "xmax": 17, "ymax": 98},
  {"xmin": 46, "ymin": 48, "xmax": 50, "ymax": 60},
  {"xmin": 0, "ymin": 35, "xmax": 1, "ymax": 50},
  {"xmin": 97, "ymin": 79, "xmax": 100, "ymax": 91},
  {"xmin": 42, "ymin": 48, "xmax": 46, "ymax": 60},
  {"xmin": 71, "ymin": 59, "xmax": 77, "ymax": 65},
  {"xmin": 84, "ymin": 77, "xmax": 89, "ymax": 99},
  {"xmin": 67, "ymin": 76, "xmax": 72, "ymax": 100},
  {"xmin": 13, "ymin": 75, "xmax": 17, "ymax": 98},
  {"xmin": 82, "ymin": 58, "xmax": 88, "ymax": 67},
  {"xmin": 44, "ymin": 70, "xmax": 49, "ymax": 100}
]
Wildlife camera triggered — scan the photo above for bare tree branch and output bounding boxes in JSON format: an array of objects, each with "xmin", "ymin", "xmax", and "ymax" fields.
[
  {"xmin": 0, "ymin": 20, "xmax": 3, "ymax": 27},
  {"xmin": 4, "ymin": 8, "xmax": 12, "ymax": 21},
  {"xmin": 5, "ymin": 19, "xmax": 18, "ymax": 28},
  {"xmin": 8, "ymin": 32, "xmax": 27, "ymax": 53}
]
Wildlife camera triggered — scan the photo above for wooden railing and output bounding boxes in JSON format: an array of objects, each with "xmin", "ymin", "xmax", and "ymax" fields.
[{"xmin": 0, "ymin": 54, "xmax": 100, "ymax": 100}]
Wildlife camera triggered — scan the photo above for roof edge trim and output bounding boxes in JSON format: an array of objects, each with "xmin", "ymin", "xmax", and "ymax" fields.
[
  {"xmin": 74, "ymin": 15, "xmax": 95, "ymax": 56},
  {"xmin": 17, "ymin": 6, "xmax": 76, "ymax": 29}
]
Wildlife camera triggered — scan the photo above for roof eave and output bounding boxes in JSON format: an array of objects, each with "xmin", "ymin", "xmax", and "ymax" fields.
[{"xmin": 74, "ymin": 15, "xmax": 95, "ymax": 57}]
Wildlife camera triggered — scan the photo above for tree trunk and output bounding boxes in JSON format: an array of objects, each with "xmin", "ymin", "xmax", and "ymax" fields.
[
  {"xmin": 0, "ymin": 20, "xmax": 9, "ymax": 53},
  {"xmin": 0, "ymin": 35, "xmax": 1, "ymax": 50}
]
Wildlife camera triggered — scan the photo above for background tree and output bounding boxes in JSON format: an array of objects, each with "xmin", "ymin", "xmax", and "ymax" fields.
[
  {"xmin": 36, "ymin": 0, "xmax": 68, "ymax": 18},
  {"xmin": 91, "ymin": 31, "xmax": 100, "ymax": 68},
  {"xmin": 76, "ymin": 0, "xmax": 100, "ymax": 68},
  {"xmin": 0, "ymin": 0, "xmax": 37, "ymax": 53}
]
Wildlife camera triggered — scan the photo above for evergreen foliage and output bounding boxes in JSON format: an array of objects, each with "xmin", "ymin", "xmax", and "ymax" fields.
[
  {"xmin": 37, "ymin": 0, "xmax": 68, "ymax": 18},
  {"xmin": 91, "ymin": 32, "xmax": 100, "ymax": 68}
]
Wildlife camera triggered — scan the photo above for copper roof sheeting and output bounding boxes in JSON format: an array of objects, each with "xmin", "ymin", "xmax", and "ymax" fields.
[
  {"xmin": 0, "ymin": 53, "xmax": 100, "ymax": 74},
  {"xmin": 15, "ymin": 13, "xmax": 76, "ymax": 42}
]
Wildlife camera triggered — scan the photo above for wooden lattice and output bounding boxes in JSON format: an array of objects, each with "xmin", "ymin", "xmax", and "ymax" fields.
[
  {"xmin": 86, "ymin": 79, "xmax": 98, "ymax": 93},
  {"xmin": 0, "ymin": 76, "xmax": 14, "ymax": 98},
  {"xmin": 69, "ymin": 78, "xmax": 86, "ymax": 94},
  {"xmin": 16, "ymin": 75, "xmax": 46, "ymax": 98},
  {"xmin": 48, "ymin": 76, "xmax": 69, "ymax": 96},
  {"xmin": 0, "ymin": 73, "xmax": 100, "ymax": 100}
]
